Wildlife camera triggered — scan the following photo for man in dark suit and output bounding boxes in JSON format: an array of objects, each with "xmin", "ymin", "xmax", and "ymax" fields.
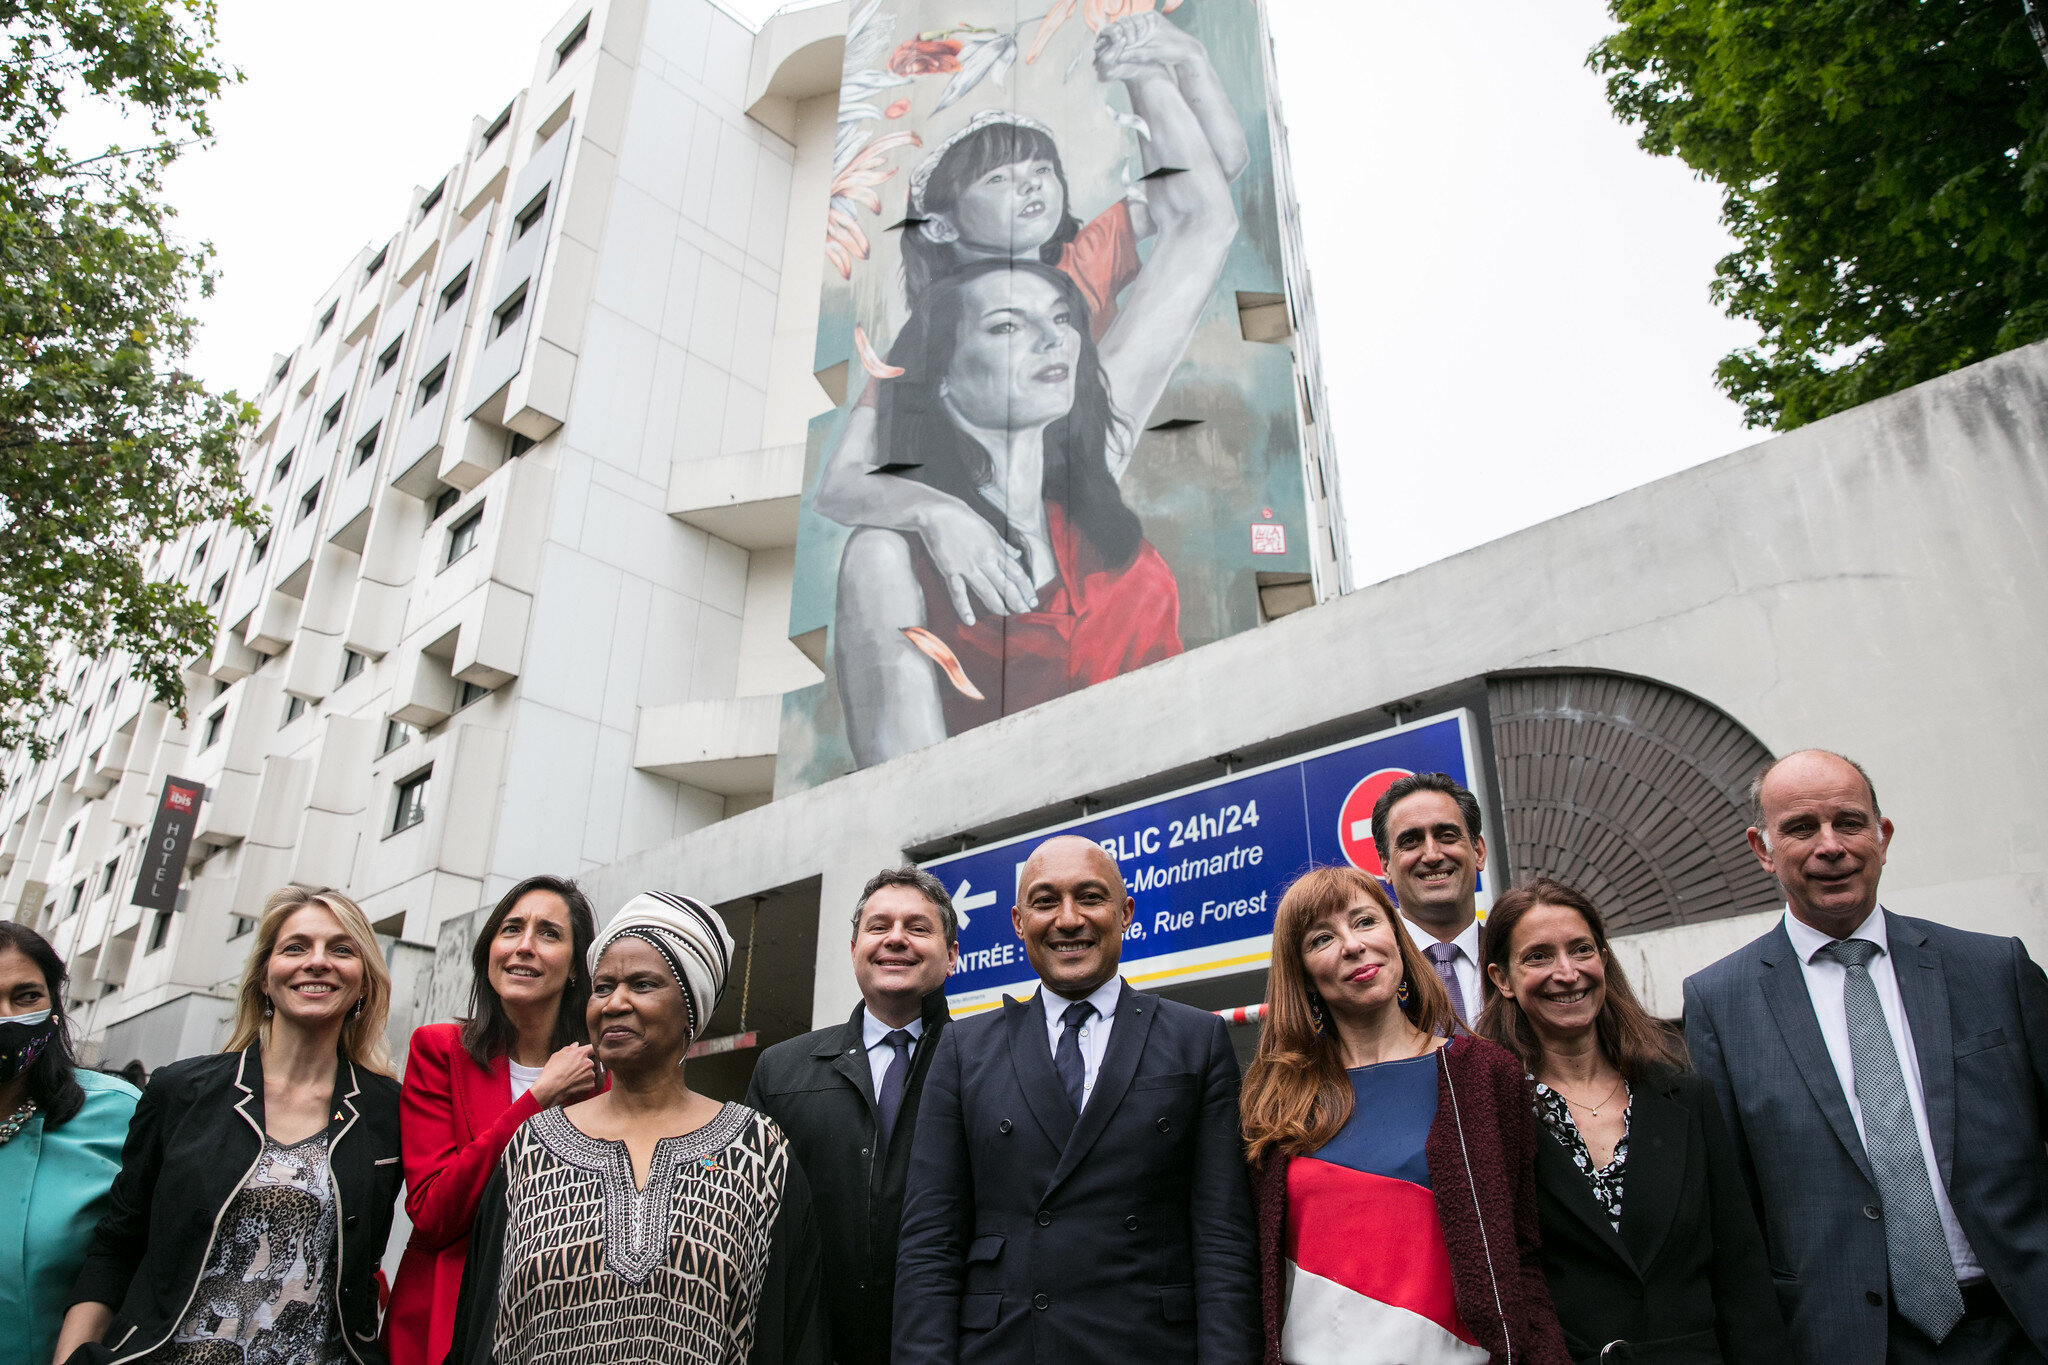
[
  {"xmin": 745, "ymin": 867, "xmax": 958, "ymax": 1365},
  {"xmin": 893, "ymin": 834, "xmax": 1260, "ymax": 1365},
  {"xmin": 1685, "ymin": 749, "xmax": 2048, "ymax": 1364}
]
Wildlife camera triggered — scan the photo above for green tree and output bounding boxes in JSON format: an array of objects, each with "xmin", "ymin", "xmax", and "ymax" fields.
[
  {"xmin": 0, "ymin": 0, "xmax": 258, "ymax": 778},
  {"xmin": 1593, "ymin": 0, "xmax": 2048, "ymax": 429}
]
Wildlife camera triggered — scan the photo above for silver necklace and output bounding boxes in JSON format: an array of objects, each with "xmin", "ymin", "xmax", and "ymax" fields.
[
  {"xmin": 0, "ymin": 1097, "xmax": 37, "ymax": 1145},
  {"xmin": 1551, "ymin": 1074, "xmax": 1624, "ymax": 1118}
]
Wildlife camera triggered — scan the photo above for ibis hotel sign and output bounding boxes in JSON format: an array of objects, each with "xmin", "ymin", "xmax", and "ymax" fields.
[{"xmin": 921, "ymin": 710, "xmax": 1491, "ymax": 1015}]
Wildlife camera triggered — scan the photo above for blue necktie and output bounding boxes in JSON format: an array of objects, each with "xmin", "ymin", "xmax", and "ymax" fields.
[
  {"xmin": 1053, "ymin": 999, "xmax": 1095, "ymax": 1115},
  {"xmin": 1820, "ymin": 938, "xmax": 1964, "ymax": 1342},
  {"xmin": 875, "ymin": 1028, "xmax": 914, "ymax": 1152}
]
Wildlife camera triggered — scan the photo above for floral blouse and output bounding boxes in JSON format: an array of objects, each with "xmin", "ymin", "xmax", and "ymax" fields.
[{"xmin": 1533, "ymin": 1079, "xmax": 1631, "ymax": 1231}]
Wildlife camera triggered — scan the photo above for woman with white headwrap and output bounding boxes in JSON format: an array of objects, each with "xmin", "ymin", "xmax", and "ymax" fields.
[{"xmin": 446, "ymin": 893, "xmax": 826, "ymax": 1365}]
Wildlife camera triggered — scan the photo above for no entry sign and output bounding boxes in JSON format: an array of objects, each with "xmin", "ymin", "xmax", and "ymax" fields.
[{"xmin": 920, "ymin": 709, "xmax": 1490, "ymax": 1015}]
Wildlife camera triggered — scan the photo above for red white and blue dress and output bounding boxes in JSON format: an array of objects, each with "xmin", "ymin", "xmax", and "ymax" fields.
[{"xmin": 1280, "ymin": 1051, "xmax": 1489, "ymax": 1365}]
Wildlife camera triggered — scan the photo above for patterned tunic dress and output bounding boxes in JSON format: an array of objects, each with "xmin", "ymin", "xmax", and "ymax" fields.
[{"xmin": 487, "ymin": 1105, "xmax": 803, "ymax": 1365}]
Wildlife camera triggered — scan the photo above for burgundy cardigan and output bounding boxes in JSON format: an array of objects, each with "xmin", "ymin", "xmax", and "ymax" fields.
[{"xmin": 1252, "ymin": 1034, "xmax": 1572, "ymax": 1365}]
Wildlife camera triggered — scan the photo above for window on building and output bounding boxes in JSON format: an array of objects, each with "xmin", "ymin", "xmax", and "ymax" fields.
[
  {"xmin": 553, "ymin": 15, "xmax": 589, "ymax": 70},
  {"xmin": 229, "ymin": 914, "xmax": 256, "ymax": 939},
  {"xmin": 415, "ymin": 361, "xmax": 448, "ymax": 411},
  {"xmin": 438, "ymin": 268, "xmax": 470, "ymax": 317},
  {"xmin": 320, "ymin": 399, "xmax": 344, "ymax": 435},
  {"xmin": 456, "ymin": 680, "xmax": 491, "ymax": 710},
  {"xmin": 207, "ymin": 574, "xmax": 226, "ymax": 607},
  {"xmin": 63, "ymin": 881, "xmax": 85, "ymax": 919},
  {"xmin": 270, "ymin": 356, "xmax": 291, "ymax": 391},
  {"xmin": 191, "ymin": 538, "xmax": 210, "ymax": 570},
  {"xmin": 365, "ymin": 244, "xmax": 388, "ymax": 279},
  {"xmin": 340, "ymin": 649, "xmax": 366, "ymax": 684},
  {"xmin": 282, "ymin": 695, "xmax": 306, "ymax": 726},
  {"xmin": 250, "ymin": 532, "xmax": 270, "ymax": 566},
  {"xmin": 297, "ymin": 480, "xmax": 322, "ymax": 523},
  {"xmin": 376, "ymin": 336, "xmax": 403, "ymax": 378},
  {"xmin": 446, "ymin": 507, "xmax": 483, "ymax": 566},
  {"xmin": 316, "ymin": 303, "xmax": 337, "ymax": 336},
  {"xmin": 482, "ymin": 104, "xmax": 513, "ymax": 148},
  {"xmin": 78, "ymin": 704, "xmax": 92, "ymax": 733},
  {"xmin": 382, "ymin": 718, "xmax": 413, "ymax": 754},
  {"xmin": 201, "ymin": 708, "xmax": 225, "ymax": 750},
  {"xmin": 272, "ymin": 450, "xmax": 293, "ymax": 487},
  {"xmin": 353, "ymin": 424, "xmax": 380, "ymax": 469},
  {"xmin": 493, "ymin": 285, "xmax": 528, "ymax": 338},
  {"xmin": 514, "ymin": 190, "xmax": 549, "ymax": 241},
  {"xmin": 429, "ymin": 485, "xmax": 460, "ymax": 521},
  {"xmin": 61, "ymin": 821, "xmax": 77, "ymax": 853},
  {"xmin": 508, "ymin": 432, "xmax": 536, "ymax": 459},
  {"xmin": 392, "ymin": 768, "xmax": 431, "ymax": 834},
  {"xmin": 418, "ymin": 178, "xmax": 446, "ymax": 222},
  {"xmin": 146, "ymin": 911, "xmax": 172, "ymax": 953},
  {"xmin": 41, "ymin": 901, "xmax": 55, "ymax": 928},
  {"xmin": 214, "ymin": 678, "xmax": 229, "ymax": 698},
  {"xmin": 102, "ymin": 857, "xmax": 120, "ymax": 895}
]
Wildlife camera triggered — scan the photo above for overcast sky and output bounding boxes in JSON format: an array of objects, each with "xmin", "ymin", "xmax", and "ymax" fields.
[{"xmin": 164, "ymin": 0, "xmax": 1763, "ymax": 588}]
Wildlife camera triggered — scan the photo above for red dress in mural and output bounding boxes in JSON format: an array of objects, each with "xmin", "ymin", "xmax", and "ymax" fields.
[{"xmin": 910, "ymin": 500, "xmax": 1182, "ymax": 734}]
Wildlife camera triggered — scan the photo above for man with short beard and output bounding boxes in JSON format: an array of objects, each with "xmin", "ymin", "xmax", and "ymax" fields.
[
  {"xmin": 892, "ymin": 835, "xmax": 1259, "ymax": 1365},
  {"xmin": 1372, "ymin": 772, "xmax": 1489, "ymax": 1026},
  {"xmin": 745, "ymin": 868, "xmax": 958, "ymax": 1365}
]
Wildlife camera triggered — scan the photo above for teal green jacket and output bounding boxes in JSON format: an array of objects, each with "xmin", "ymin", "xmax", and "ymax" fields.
[{"xmin": 1, "ymin": 1070, "xmax": 139, "ymax": 1365}]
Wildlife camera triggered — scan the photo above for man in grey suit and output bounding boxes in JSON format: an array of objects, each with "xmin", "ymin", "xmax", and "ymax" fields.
[{"xmin": 1686, "ymin": 749, "xmax": 2048, "ymax": 1364}]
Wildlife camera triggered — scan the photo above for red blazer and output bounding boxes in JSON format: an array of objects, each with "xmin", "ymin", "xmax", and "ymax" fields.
[
  {"xmin": 383, "ymin": 1023, "xmax": 545, "ymax": 1365},
  {"xmin": 1251, "ymin": 1034, "xmax": 1572, "ymax": 1365}
]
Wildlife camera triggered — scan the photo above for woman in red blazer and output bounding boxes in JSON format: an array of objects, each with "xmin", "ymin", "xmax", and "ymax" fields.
[
  {"xmin": 1239, "ymin": 866, "xmax": 1571, "ymax": 1365},
  {"xmin": 385, "ymin": 874, "xmax": 601, "ymax": 1365}
]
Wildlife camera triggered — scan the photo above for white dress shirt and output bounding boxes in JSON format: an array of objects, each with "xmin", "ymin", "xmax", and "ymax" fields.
[
  {"xmin": 1782, "ymin": 905, "xmax": 1983, "ymax": 1281},
  {"xmin": 860, "ymin": 1007, "xmax": 926, "ymax": 1098},
  {"xmin": 1404, "ymin": 914, "xmax": 1483, "ymax": 1022},
  {"xmin": 1041, "ymin": 975, "xmax": 1125, "ymax": 1105}
]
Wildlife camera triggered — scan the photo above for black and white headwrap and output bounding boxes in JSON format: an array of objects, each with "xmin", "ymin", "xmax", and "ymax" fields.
[{"xmin": 589, "ymin": 892, "xmax": 735, "ymax": 1043}]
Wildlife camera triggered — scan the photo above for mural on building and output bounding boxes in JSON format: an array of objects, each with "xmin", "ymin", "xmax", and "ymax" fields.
[{"xmin": 780, "ymin": 0, "xmax": 1316, "ymax": 790}]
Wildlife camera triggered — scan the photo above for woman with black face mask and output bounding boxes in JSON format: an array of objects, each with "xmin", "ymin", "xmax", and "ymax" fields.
[{"xmin": 0, "ymin": 922, "xmax": 141, "ymax": 1365}]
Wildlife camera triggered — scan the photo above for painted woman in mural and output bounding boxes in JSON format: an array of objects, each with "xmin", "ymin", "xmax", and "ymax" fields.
[{"xmin": 819, "ymin": 17, "xmax": 1245, "ymax": 766}]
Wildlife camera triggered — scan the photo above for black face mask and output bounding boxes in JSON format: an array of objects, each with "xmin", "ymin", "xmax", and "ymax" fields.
[{"xmin": 0, "ymin": 1009, "xmax": 56, "ymax": 1084}]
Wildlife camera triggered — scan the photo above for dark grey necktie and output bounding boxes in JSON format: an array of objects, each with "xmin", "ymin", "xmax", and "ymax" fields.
[
  {"xmin": 1820, "ymin": 937, "xmax": 1964, "ymax": 1342},
  {"xmin": 1425, "ymin": 942, "xmax": 1468, "ymax": 1024},
  {"xmin": 875, "ymin": 1028, "xmax": 913, "ymax": 1152},
  {"xmin": 1053, "ymin": 1000, "xmax": 1095, "ymax": 1114}
]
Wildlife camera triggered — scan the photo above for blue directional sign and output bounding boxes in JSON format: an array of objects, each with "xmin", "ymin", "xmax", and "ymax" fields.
[{"xmin": 920, "ymin": 709, "xmax": 1489, "ymax": 1015}]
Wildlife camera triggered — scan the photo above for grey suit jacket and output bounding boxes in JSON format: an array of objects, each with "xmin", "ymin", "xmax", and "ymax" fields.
[{"xmin": 1684, "ymin": 910, "xmax": 2048, "ymax": 1365}]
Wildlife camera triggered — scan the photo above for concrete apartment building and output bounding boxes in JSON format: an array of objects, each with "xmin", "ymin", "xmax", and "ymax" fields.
[{"xmin": 0, "ymin": 0, "xmax": 1346, "ymax": 1066}]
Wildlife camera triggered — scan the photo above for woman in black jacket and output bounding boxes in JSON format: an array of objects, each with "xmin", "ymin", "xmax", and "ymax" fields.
[
  {"xmin": 1475, "ymin": 879, "xmax": 1794, "ymax": 1365},
  {"xmin": 53, "ymin": 886, "xmax": 403, "ymax": 1365}
]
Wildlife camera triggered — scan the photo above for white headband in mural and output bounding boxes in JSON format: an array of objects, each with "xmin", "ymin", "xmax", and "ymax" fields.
[
  {"xmin": 908, "ymin": 109, "xmax": 1060, "ymax": 215},
  {"xmin": 589, "ymin": 891, "xmax": 735, "ymax": 1042}
]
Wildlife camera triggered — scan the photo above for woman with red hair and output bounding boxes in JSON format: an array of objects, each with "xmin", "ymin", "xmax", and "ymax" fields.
[{"xmin": 1239, "ymin": 865, "xmax": 1570, "ymax": 1365}]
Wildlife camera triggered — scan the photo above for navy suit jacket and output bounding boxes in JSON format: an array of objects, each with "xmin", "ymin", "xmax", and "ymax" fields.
[
  {"xmin": 893, "ymin": 982, "xmax": 1260, "ymax": 1365},
  {"xmin": 1684, "ymin": 910, "xmax": 2048, "ymax": 1365}
]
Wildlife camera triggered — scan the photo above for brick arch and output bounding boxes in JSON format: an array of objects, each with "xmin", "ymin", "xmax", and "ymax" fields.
[{"xmin": 1486, "ymin": 671, "xmax": 1781, "ymax": 934}]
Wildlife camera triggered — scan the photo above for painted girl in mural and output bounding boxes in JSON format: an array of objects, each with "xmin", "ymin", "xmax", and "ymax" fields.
[{"xmin": 821, "ymin": 18, "xmax": 1243, "ymax": 765}]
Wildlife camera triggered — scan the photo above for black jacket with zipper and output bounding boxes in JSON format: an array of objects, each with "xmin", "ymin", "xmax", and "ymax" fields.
[
  {"xmin": 64, "ymin": 1044, "xmax": 403, "ymax": 1365},
  {"xmin": 744, "ymin": 988, "xmax": 950, "ymax": 1365}
]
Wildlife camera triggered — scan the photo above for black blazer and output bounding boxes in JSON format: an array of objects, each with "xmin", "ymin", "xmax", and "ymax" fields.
[
  {"xmin": 1533, "ymin": 1066, "xmax": 1793, "ymax": 1365},
  {"xmin": 893, "ymin": 982, "xmax": 1260, "ymax": 1365},
  {"xmin": 65, "ymin": 1045, "xmax": 403, "ymax": 1365},
  {"xmin": 744, "ymin": 988, "xmax": 950, "ymax": 1365},
  {"xmin": 1686, "ymin": 912, "xmax": 2048, "ymax": 1365}
]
